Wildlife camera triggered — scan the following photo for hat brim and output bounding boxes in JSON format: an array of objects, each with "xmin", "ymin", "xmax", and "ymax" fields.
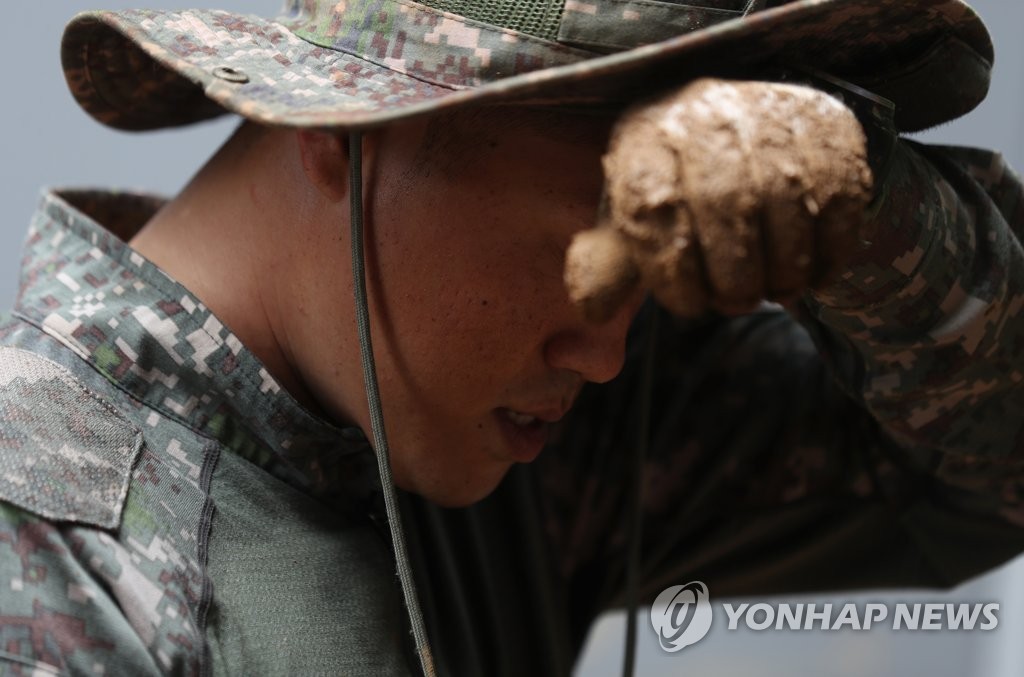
[{"xmin": 61, "ymin": 0, "xmax": 992, "ymax": 134}]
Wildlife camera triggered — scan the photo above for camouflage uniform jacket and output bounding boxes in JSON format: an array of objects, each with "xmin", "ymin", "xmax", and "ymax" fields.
[{"xmin": 1, "ymin": 138, "xmax": 1023, "ymax": 676}]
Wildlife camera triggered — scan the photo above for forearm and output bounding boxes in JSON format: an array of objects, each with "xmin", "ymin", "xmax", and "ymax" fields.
[
  {"xmin": 803, "ymin": 139, "xmax": 1024, "ymax": 459},
  {"xmin": 543, "ymin": 139, "xmax": 1024, "ymax": 623}
]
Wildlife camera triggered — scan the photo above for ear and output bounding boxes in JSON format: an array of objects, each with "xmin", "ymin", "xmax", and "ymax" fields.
[{"xmin": 296, "ymin": 129, "xmax": 349, "ymax": 203}]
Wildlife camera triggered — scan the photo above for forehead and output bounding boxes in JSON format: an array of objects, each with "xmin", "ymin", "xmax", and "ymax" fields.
[
  {"xmin": 412, "ymin": 105, "xmax": 616, "ymax": 176},
  {"xmin": 495, "ymin": 105, "xmax": 619, "ymax": 145}
]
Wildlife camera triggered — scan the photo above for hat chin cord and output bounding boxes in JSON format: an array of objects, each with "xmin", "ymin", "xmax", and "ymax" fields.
[
  {"xmin": 347, "ymin": 130, "xmax": 656, "ymax": 677},
  {"xmin": 348, "ymin": 132, "xmax": 438, "ymax": 677}
]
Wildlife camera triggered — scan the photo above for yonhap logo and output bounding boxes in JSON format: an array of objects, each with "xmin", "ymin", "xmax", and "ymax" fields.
[
  {"xmin": 650, "ymin": 581, "xmax": 713, "ymax": 652},
  {"xmin": 651, "ymin": 581, "xmax": 1000, "ymax": 657}
]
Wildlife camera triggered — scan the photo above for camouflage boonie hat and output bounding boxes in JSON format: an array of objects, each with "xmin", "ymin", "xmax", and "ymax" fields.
[{"xmin": 62, "ymin": 0, "xmax": 992, "ymax": 134}]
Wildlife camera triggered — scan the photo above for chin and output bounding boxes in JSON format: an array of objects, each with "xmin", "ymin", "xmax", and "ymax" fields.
[{"xmin": 397, "ymin": 460, "xmax": 512, "ymax": 508}]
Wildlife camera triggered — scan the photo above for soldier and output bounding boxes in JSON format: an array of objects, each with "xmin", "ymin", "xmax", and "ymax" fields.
[{"xmin": 1, "ymin": 0, "xmax": 1022, "ymax": 675}]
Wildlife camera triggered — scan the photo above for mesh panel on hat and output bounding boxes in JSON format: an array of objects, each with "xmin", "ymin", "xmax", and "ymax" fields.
[
  {"xmin": 416, "ymin": 0, "xmax": 568, "ymax": 41},
  {"xmin": 414, "ymin": 0, "xmax": 756, "ymax": 42}
]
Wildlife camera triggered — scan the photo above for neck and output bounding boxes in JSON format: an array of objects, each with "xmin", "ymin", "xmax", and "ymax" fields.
[{"xmin": 129, "ymin": 124, "xmax": 328, "ymax": 417}]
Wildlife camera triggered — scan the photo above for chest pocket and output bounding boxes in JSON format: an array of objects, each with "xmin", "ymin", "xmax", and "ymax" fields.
[{"xmin": 0, "ymin": 346, "xmax": 143, "ymax": 529}]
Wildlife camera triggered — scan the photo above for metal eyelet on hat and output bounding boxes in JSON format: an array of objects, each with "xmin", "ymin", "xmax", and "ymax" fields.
[{"xmin": 212, "ymin": 66, "xmax": 250, "ymax": 84}]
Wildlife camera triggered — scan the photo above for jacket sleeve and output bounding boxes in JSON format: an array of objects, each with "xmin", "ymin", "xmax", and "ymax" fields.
[
  {"xmin": 806, "ymin": 139, "xmax": 1024, "ymax": 461},
  {"xmin": 0, "ymin": 344, "xmax": 179, "ymax": 676},
  {"xmin": 0, "ymin": 503, "xmax": 164, "ymax": 676},
  {"xmin": 536, "ymin": 138, "xmax": 1024, "ymax": 637}
]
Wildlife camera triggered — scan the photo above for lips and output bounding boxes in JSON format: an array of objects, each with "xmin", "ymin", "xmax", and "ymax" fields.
[
  {"xmin": 504, "ymin": 409, "xmax": 539, "ymax": 427},
  {"xmin": 495, "ymin": 407, "xmax": 564, "ymax": 462}
]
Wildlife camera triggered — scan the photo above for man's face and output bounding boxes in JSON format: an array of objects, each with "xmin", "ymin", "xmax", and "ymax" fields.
[{"xmin": 292, "ymin": 108, "xmax": 639, "ymax": 506}]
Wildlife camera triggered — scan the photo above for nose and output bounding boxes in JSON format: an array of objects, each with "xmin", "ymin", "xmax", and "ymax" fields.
[{"xmin": 543, "ymin": 288, "xmax": 645, "ymax": 384}]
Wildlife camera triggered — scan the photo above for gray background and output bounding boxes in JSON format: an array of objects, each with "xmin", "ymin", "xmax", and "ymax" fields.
[{"xmin": 0, "ymin": 2, "xmax": 1021, "ymax": 676}]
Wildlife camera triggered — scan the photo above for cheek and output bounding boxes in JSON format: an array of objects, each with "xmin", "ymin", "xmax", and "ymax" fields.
[
  {"xmin": 372, "ymin": 201, "xmax": 549, "ymax": 328},
  {"xmin": 369, "ymin": 247, "xmax": 560, "ymax": 417},
  {"xmin": 366, "ymin": 157, "xmax": 599, "ymax": 398},
  {"xmin": 398, "ymin": 259, "xmax": 545, "ymax": 361}
]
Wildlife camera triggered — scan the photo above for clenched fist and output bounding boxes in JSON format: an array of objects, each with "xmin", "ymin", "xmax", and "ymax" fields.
[{"xmin": 566, "ymin": 77, "xmax": 874, "ymax": 321}]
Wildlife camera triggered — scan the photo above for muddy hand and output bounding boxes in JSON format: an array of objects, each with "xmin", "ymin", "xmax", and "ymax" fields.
[{"xmin": 565, "ymin": 77, "xmax": 874, "ymax": 321}]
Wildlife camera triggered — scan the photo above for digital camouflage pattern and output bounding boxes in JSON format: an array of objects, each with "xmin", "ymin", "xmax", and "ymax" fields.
[
  {"xmin": 520, "ymin": 143, "xmax": 1024, "ymax": 650},
  {"xmin": 0, "ymin": 2, "xmax": 1019, "ymax": 674},
  {"xmin": 1, "ymin": 137, "xmax": 1023, "ymax": 674},
  {"xmin": 402, "ymin": 140, "xmax": 1024, "ymax": 675},
  {"xmin": 809, "ymin": 143, "xmax": 1024, "ymax": 459},
  {"xmin": 556, "ymin": 0, "xmax": 751, "ymax": 52},
  {"xmin": 0, "ymin": 192, "xmax": 397, "ymax": 675},
  {"xmin": 60, "ymin": 0, "xmax": 991, "ymax": 132},
  {"xmin": 0, "ymin": 348, "xmax": 142, "ymax": 528},
  {"xmin": 805, "ymin": 142, "xmax": 1024, "ymax": 527}
]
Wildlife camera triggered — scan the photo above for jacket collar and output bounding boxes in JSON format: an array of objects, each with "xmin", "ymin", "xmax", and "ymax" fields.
[{"xmin": 15, "ymin": 189, "xmax": 381, "ymax": 509}]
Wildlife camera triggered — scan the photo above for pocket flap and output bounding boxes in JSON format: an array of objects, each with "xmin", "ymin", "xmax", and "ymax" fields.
[{"xmin": 0, "ymin": 347, "xmax": 143, "ymax": 529}]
